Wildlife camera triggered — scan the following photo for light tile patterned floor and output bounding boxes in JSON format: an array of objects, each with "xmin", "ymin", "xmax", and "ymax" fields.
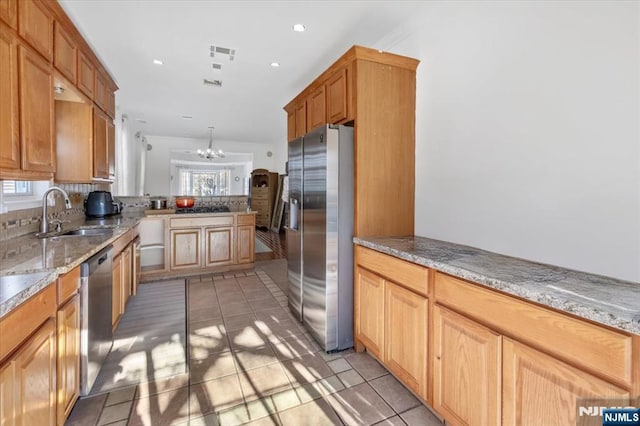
[{"xmin": 66, "ymin": 261, "xmax": 443, "ymax": 426}]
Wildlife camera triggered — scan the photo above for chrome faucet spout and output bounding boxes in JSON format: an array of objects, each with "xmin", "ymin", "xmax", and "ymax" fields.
[{"xmin": 40, "ymin": 186, "xmax": 72, "ymax": 234}]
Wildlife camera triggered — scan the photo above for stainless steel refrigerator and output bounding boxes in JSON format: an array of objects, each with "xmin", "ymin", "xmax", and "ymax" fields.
[{"xmin": 286, "ymin": 124, "xmax": 354, "ymax": 352}]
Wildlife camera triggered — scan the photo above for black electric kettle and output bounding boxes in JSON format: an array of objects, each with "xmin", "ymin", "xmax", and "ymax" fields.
[{"xmin": 85, "ymin": 191, "xmax": 120, "ymax": 217}]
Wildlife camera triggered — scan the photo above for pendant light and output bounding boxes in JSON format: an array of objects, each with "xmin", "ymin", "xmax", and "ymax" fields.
[{"xmin": 197, "ymin": 126, "xmax": 225, "ymax": 159}]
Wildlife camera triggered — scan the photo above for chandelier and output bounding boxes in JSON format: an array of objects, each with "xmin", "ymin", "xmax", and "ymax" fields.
[{"xmin": 197, "ymin": 127, "xmax": 225, "ymax": 159}]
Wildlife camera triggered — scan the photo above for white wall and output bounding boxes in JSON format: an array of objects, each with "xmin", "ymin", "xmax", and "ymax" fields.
[
  {"xmin": 144, "ymin": 135, "xmax": 276, "ymax": 196},
  {"xmin": 369, "ymin": 1, "xmax": 639, "ymax": 281}
]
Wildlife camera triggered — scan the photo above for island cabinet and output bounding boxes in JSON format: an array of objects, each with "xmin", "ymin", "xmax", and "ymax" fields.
[
  {"xmin": 284, "ymin": 46, "xmax": 417, "ymax": 237},
  {"xmin": 171, "ymin": 228, "xmax": 201, "ymax": 270},
  {"xmin": 354, "ymin": 246, "xmax": 429, "ymax": 400},
  {"xmin": 205, "ymin": 226, "xmax": 234, "ymax": 267}
]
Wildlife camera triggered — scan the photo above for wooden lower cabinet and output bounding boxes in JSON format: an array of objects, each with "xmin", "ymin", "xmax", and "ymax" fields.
[
  {"xmin": 0, "ymin": 319, "xmax": 57, "ymax": 426},
  {"xmin": 236, "ymin": 225, "xmax": 254, "ymax": 264},
  {"xmin": 112, "ymin": 252, "xmax": 122, "ymax": 328},
  {"xmin": 433, "ymin": 305, "xmax": 501, "ymax": 426},
  {"xmin": 122, "ymin": 245, "xmax": 132, "ymax": 306},
  {"xmin": 205, "ymin": 226, "xmax": 234, "ymax": 267},
  {"xmin": 502, "ymin": 338, "xmax": 629, "ymax": 426},
  {"xmin": 354, "ymin": 266, "xmax": 385, "ymax": 359},
  {"xmin": 57, "ymin": 294, "xmax": 80, "ymax": 426},
  {"xmin": 171, "ymin": 228, "xmax": 201, "ymax": 270},
  {"xmin": 385, "ymin": 282, "xmax": 428, "ymax": 398}
]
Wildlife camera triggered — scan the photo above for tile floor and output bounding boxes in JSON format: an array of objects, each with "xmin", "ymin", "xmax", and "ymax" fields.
[{"xmin": 66, "ymin": 260, "xmax": 443, "ymax": 426}]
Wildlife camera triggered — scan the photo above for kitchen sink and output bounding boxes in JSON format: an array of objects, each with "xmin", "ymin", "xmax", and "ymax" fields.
[{"xmin": 61, "ymin": 228, "xmax": 114, "ymax": 237}]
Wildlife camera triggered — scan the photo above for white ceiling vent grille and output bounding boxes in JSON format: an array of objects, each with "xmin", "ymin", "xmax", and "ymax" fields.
[
  {"xmin": 203, "ymin": 79, "xmax": 223, "ymax": 87},
  {"xmin": 212, "ymin": 63, "xmax": 223, "ymax": 71},
  {"xmin": 210, "ymin": 45, "xmax": 236, "ymax": 61}
]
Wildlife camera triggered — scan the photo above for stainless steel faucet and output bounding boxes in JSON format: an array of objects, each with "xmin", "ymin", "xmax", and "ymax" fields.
[{"xmin": 40, "ymin": 186, "xmax": 72, "ymax": 234}]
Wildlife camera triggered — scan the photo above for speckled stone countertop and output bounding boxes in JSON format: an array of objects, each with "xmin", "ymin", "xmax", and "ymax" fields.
[{"xmin": 354, "ymin": 236, "xmax": 640, "ymax": 335}]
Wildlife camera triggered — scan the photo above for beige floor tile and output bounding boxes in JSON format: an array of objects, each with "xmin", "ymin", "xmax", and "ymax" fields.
[
  {"xmin": 271, "ymin": 388, "xmax": 304, "ymax": 412},
  {"xmin": 278, "ymin": 399, "xmax": 343, "ymax": 426},
  {"xmin": 129, "ymin": 386, "xmax": 191, "ymax": 426},
  {"xmin": 344, "ymin": 352, "xmax": 388, "ymax": 380},
  {"xmin": 249, "ymin": 298, "xmax": 282, "ymax": 312},
  {"xmin": 190, "ymin": 351, "xmax": 237, "ymax": 383},
  {"xmin": 136, "ymin": 373, "xmax": 190, "ymax": 399},
  {"xmin": 294, "ymin": 375, "xmax": 345, "ymax": 403},
  {"xmin": 190, "ymin": 333, "xmax": 231, "ymax": 356},
  {"xmin": 327, "ymin": 358, "xmax": 351, "ymax": 374},
  {"xmin": 217, "ymin": 292, "xmax": 248, "ymax": 304},
  {"xmin": 65, "ymin": 393, "xmax": 108, "ymax": 426},
  {"xmin": 228, "ymin": 327, "xmax": 268, "ymax": 350},
  {"xmin": 221, "ymin": 301, "xmax": 253, "ymax": 316},
  {"xmin": 224, "ymin": 312, "xmax": 258, "ymax": 332},
  {"xmin": 193, "ymin": 374, "xmax": 245, "ymax": 414},
  {"xmin": 270, "ymin": 334, "xmax": 317, "ymax": 360},
  {"xmin": 234, "ymin": 345, "xmax": 280, "ymax": 371},
  {"xmin": 325, "ymin": 383, "xmax": 394, "ymax": 426},
  {"xmin": 281, "ymin": 353, "xmax": 333, "ymax": 385},
  {"xmin": 190, "ymin": 318, "xmax": 227, "ymax": 337},
  {"xmin": 105, "ymin": 386, "xmax": 137, "ymax": 406},
  {"xmin": 190, "ymin": 306, "xmax": 223, "ymax": 322},
  {"xmin": 238, "ymin": 363, "xmax": 292, "ymax": 401},
  {"xmin": 399, "ymin": 406, "xmax": 443, "ymax": 426},
  {"xmin": 336, "ymin": 369, "xmax": 365, "ymax": 389},
  {"xmin": 243, "ymin": 290, "xmax": 274, "ymax": 302},
  {"xmin": 374, "ymin": 416, "xmax": 407, "ymax": 425},
  {"xmin": 369, "ymin": 374, "xmax": 421, "ymax": 414},
  {"xmin": 188, "ymin": 413, "xmax": 220, "ymax": 426},
  {"xmin": 97, "ymin": 400, "xmax": 133, "ymax": 425},
  {"xmin": 242, "ymin": 415, "xmax": 281, "ymax": 426}
]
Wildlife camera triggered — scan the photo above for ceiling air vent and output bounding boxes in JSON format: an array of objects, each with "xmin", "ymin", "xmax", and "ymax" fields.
[
  {"xmin": 210, "ymin": 45, "xmax": 236, "ymax": 61},
  {"xmin": 212, "ymin": 63, "xmax": 223, "ymax": 71},
  {"xmin": 203, "ymin": 79, "xmax": 223, "ymax": 87}
]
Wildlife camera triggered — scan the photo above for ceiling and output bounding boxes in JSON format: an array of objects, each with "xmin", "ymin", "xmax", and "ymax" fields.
[{"xmin": 58, "ymin": 0, "xmax": 423, "ymax": 145}]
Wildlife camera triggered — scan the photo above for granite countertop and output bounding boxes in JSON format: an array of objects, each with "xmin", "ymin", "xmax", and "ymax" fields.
[
  {"xmin": 145, "ymin": 210, "xmax": 258, "ymax": 218},
  {"xmin": 354, "ymin": 236, "xmax": 640, "ymax": 335}
]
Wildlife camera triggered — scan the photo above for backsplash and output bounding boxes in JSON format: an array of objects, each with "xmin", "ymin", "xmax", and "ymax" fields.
[
  {"xmin": 119, "ymin": 195, "xmax": 249, "ymax": 212},
  {"xmin": 0, "ymin": 183, "xmax": 109, "ymax": 241}
]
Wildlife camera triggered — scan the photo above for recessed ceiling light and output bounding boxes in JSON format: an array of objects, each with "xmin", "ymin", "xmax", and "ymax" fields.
[
  {"xmin": 153, "ymin": 59, "xmax": 164, "ymax": 65},
  {"xmin": 270, "ymin": 62, "xmax": 280, "ymax": 68},
  {"xmin": 181, "ymin": 115, "xmax": 193, "ymax": 120},
  {"xmin": 293, "ymin": 24, "xmax": 305, "ymax": 32}
]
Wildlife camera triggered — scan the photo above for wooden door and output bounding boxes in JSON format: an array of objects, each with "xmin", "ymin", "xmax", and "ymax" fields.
[
  {"xmin": 171, "ymin": 228, "xmax": 201, "ymax": 270},
  {"xmin": 13, "ymin": 319, "xmax": 57, "ymax": 426},
  {"xmin": 306, "ymin": 85, "xmax": 326, "ymax": 131},
  {"xmin": 19, "ymin": 43, "xmax": 55, "ymax": 173},
  {"xmin": 385, "ymin": 282, "xmax": 428, "ymax": 398},
  {"xmin": 0, "ymin": 0, "xmax": 18, "ymax": 29},
  {"xmin": 286, "ymin": 107, "xmax": 295, "ymax": 141},
  {"xmin": 53, "ymin": 22, "xmax": 76, "ymax": 83},
  {"xmin": 354, "ymin": 267, "xmax": 385, "ymax": 359},
  {"xmin": 205, "ymin": 226, "xmax": 234, "ymax": 267},
  {"xmin": 93, "ymin": 107, "xmax": 108, "ymax": 179},
  {"xmin": 236, "ymin": 225, "xmax": 254, "ymax": 264},
  {"xmin": 0, "ymin": 24, "xmax": 20, "ymax": 170},
  {"xmin": 18, "ymin": 0, "xmax": 53, "ymax": 61},
  {"xmin": 433, "ymin": 306, "xmax": 501, "ymax": 426},
  {"xmin": 121, "ymin": 245, "xmax": 132, "ymax": 308},
  {"xmin": 327, "ymin": 67, "xmax": 348, "ymax": 123},
  {"xmin": 77, "ymin": 50, "xmax": 94, "ymax": 99},
  {"xmin": 57, "ymin": 294, "xmax": 79, "ymax": 426},
  {"xmin": 503, "ymin": 338, "xmax": 630, "ymax": 426},
  {"xmin": 295, "ymin": 102, "xmax": 306, "ymax": 137},
  {"xmin": 107, "ymin": 118, "xmax": 115, "ymax": 180},
  {"xmin": 112, "ymin": 252, "xmax": 122, "ymax": 328}
]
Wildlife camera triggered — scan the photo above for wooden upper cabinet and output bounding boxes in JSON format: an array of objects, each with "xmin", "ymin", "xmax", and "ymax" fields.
[
  {"xmin": 55, "ymin": 99, "xmax": 93, "ymax": 183},
  {"xmin": 327, "ymin": 67, "xmax": 349, "ymax": 123},
  {"xmin": 18, "ymin": 0, "xmax": 53, "ymax": 61},
  {"xmin": 433, "ymin": 306, "xmax": 501, "ymax": 426},
  {"xmin": 294, "ymin": 102, "xmax": 306, "ymax": 138},
  {"xmin": 19, "ymin": 44, "xmax": 55, "ymax": 173},
  {"xmin": 0, "ymin": 24, "xmax": 20, "ymax": 170},
  {"xmin": 354, "ymin": 266, "xmax": 385, "ymax": 359},
  {"xmin": 286, "ymin": 107, "xmax": 295, "ymax": 141},
  {"xmin": 105, "ymin": 82, "xmax": 116, "ymax": 118},
  {"xmin": 77, "ymin": 50, "xmax": 94, "ymax": 99},
  {"xmin": 107, "ymin": 118, "xmax": 115, "ymax": 179},
  {"xmin": 0, "ymin": 0, "xmax": 17, "ymax": 29},
  {"xmin": 94, "ymin": 70, "xmax": 107, "ymax": 110},
  {"xmin": 53, "ymin": 22, "xmax": 76, "ymax": 83},
  {"xmin": 306, "ymin": 85, "xmax": 326, "ymax": 132},
  {"xmin": 502, "ymin": 338, "xmax": 629, "ymax": 426},
  {"xmin": 93, "ymin": 107, "xmax": 109, "ymax": 179}
]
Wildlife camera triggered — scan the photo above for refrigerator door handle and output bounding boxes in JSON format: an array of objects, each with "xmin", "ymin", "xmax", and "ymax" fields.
[{"xmin": 289, "ymin": 198, "xmax": 299, "ymax": 231}]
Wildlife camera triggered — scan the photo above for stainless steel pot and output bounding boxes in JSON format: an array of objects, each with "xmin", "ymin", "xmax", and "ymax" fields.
[{"xmin": 149, "ymin": 197, "xmax": 167, "ymax": 210}]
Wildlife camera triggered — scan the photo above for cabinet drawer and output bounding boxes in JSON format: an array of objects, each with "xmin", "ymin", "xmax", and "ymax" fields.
[
  {"xmin": 237, "ymin": 214, "xmax": 255, "ymax": 226},
  {"xmin": 0, "ymin": 283, "xmax": 56, "ymax": 361},
  {"xmin": 112, "ymin": 228, "xmax": 135, "ymax": 255},
  {"xmin": 434, "ymin": 272, "xmax": 633, "ymax": 386},
  {"xmin": 57, "ymin": 267, "xmax": 80, "ymax": 305},
  {"xmin": 170, "ymin": 216, "xmax": 233, "ymax": 228},
  {"xmin": 252, "ymin": 199, "xmax": 268, "ymax": 209},
  {"xmin": 355, "ymin": 246, "xmax": 428, "ymax": 297}
]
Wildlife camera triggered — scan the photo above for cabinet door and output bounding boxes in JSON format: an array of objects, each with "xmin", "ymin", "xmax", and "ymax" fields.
[
  {"xmin": 0, "ymin": 24, "xmax": 20, "ymax": 170},
  {"xmin": 205, "ymin": 226, "xmax": 234, "ymax": 267},
  {"xmin": 107, "ymin": 118, "xmax": 115, "ymax": 179},
  {"xmin": 77, "ymin": 50, "xmax": 94, "ymax": 99},
  {"xmin": 327, "ymin": 67, "xmax": 348, "ymax": 123},
  {"xmin": 236, "ymin": 225, "xmax": 254, "ymax": 264},
  {"xmin": 57, "ymin": 294, "xmax": 80, "ymax": 426},
  {"xmin": 295, "ymin": 102, "xmax": 306, "ymax": 138},
  {"xmin": 93, "ymin": 107, "xmax": 108, "ymax": 179},
  {"xmin": 54, "ymin": 100, "xmax": 93, "ymax": 182},
  {"xmin": 112, "ymin": 252, "xmax": 122, "ymax": 328},
  {"xmin": 18, "ymin": 0, "xmax": 53, "ymax": 61},
  {"xmin": 171, "ymin": 228, "xmax": 201, "ymax": 270},
  {"xmin": 433, "ymin": 306, "xmax": 501, "ymax": 426},
  {"xmin": 53, "ymin": 22, "xmax": 76, "ymax": 83},
  {"xmin": 503, "ymin": 338, "xmax": 629, "ymax": 426},
  {"xmin": 385, "ymin": 282, "xmax": 428, "ymax": 398},
  {"xmin": 19, "ymin": 44, "xmax": 55, "ymax": 173},
  {"xmin": 286, "ymin": 108, "xmax": 295, "ymax": 141},
  {"xmin": 13, "ymin": 318, "xmax": 57, "ymax": 426},
  {"xmin": 0, "ymin": 0, "xmax": 17, "ymax": 29},
  {"xmin": 306, "ymin": 85, "xmax": 326, "ymax": 131},
  {"xmin": 121, "ymin": 245, "xmax": 132, "ymax": 308},
  {"xmin": 354, "ymin": 267, "xmax": 385, "ymax": 359},
  {"xmin": 0, "ymin": 358, "xmax": 16, "ymax": 424}
]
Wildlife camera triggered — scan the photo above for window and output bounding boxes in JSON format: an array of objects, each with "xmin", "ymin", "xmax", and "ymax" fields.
[
  {"xmin": 2, "ymin": 180, "xmax": 33, "ymax": 196},
  {"xmin": 179, "ymin": 169, "xmax": 230, "ymax": 196}
]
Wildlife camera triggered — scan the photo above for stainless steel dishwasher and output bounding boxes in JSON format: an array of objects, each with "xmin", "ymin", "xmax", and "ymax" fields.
[{"xmin": 80, "ymin": 245, "xmax": 113, "ymax": 396}]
